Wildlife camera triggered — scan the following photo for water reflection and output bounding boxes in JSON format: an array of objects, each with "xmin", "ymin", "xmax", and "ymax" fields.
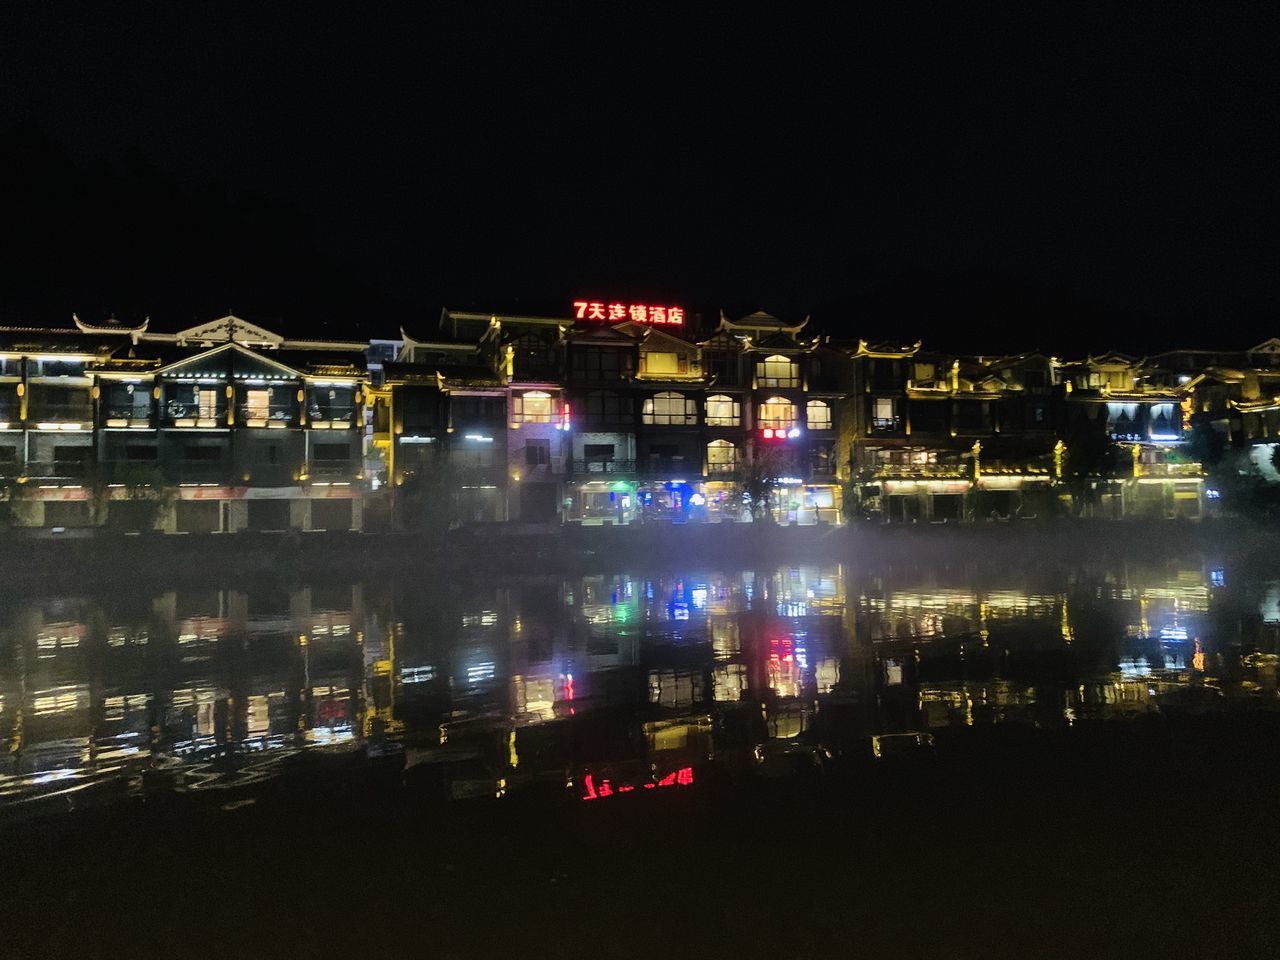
[{"xmin": 2, "ymin": 557, "xmax": 1278, "ymax": 808}]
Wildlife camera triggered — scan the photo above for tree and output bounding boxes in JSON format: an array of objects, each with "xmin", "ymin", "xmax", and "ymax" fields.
[
  {"xmin": 1183, "ymin": 422, "xmax": 1227, "ymax": 469},
  {"xmin": 733, "ymin": 445, "xmax": 792, "ymax": 523},
  {"xmin": 1060, "ymin": 416, "xmax": 1123, "ymax": 515},
  {"xmin": 92, "ymin": 463, "xmax": 173, "ymax": 531},
  {"xmin": 396, "ymin": 450, "xmax": 462, "ymax": 533}
]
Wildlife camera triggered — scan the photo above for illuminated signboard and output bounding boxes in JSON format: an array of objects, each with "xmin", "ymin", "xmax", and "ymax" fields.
[
  {"xmin": 574, "ymin": 301, "xmax": 685, "ymax": 325},
  {"xmin": 760, "ymin": 427, "xmax": 802, "ymax": 440}
]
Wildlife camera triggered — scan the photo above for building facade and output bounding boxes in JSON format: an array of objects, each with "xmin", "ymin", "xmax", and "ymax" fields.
[
  {"xmin": 6, "ymin": 307, "xmax": 1279, "ymax": 532},
  {"xmin": 0, "ymin": 315, "xmax": 367, "ymax": 532}
]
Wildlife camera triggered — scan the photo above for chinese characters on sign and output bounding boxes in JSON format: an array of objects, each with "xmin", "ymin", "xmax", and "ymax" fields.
[{"xmin": 573, "ymin": 301, "xmax": 685, "ymax": 326}]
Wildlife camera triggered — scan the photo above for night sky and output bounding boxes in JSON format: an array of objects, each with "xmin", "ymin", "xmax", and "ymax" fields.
[{"xmin": 2, "ymin": 3, "xmax": 1276, "ymax": 353}]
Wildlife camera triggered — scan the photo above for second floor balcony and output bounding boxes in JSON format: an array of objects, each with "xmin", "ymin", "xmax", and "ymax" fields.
[
  {"xmin": 569, "ymin": 457, "xmax": 637, "ymax": 477},
  {"xmin": 23, "ymin": 459, "xmax": 91, "ymax": 481},
  {"xmin": 1135, "ymin": 460, "xmax": 1203, "ymax": 479},
  {"xmin": 28, "ymin": 403, "xmax": 95, "ymax": 428}
]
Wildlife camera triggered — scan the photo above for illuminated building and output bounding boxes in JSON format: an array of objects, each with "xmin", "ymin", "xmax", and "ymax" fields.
[
  {"xmin": 851, "ymin": 342, "xmax": 1061, "ymax": 521},
  {"xmin": 0, "ymin": 315, "xmax": 367, "ymax": 532}
]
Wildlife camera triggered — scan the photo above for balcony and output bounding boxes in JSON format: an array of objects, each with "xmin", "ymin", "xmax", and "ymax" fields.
[
  {"xmin": 27, "ymin": 404, "xmax": 94, "ymax": 428},
  {"xmin": 641, "ymin": 457, "xmax": 694, "ymax": 477},
  {"xmin": 237, "ymin": 406, "xmax": 298, "ymax": 429},
  {"xmin": 871, "ymin": 417, "xmax": 903, "ymax": 433},
  {"xmin": 569, "ymin": 458, "xmax": 637, "ymax": 477},
  {"xmin": 307, "ymin": 461, "xmax": 359, "ymax": 480},
  {"xmin": 102, "ymin": 407, "xmax": 154, "ymax": 429},
  {"xmin": 1136, "ymin": 461, "xmax": 1204, "ymax": 479},
  {"xmin": 870, "ymin": 461, "xmax": 970, "ymax": 480},
  {"xmin": 307, "ymin": 406, "xmax": 356, "ymax": 429},
  {"xmin": 165, "ymin": 402, "xmax": 226, "ymax": 428},
  {"xmin": 23, "ymin": 459, "xmax": 91, "ymax": 481}
]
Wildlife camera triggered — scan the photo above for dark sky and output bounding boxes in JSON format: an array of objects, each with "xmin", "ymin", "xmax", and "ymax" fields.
[{"xmin": 1, "ymin": 2, "xmax": 1277, "ymax": 353}]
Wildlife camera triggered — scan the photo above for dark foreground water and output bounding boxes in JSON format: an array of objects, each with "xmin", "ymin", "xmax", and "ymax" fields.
[{"xmin": 4, "ymin": 539, "xmax": 1280, "ymax": 958}]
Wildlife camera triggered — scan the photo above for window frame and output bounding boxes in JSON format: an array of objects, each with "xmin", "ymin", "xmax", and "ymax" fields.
[
  {"xmin": 642, "ymin": 391, "xmax": 697, "ymax": 426},
  {"xmin": 757, "ymin": 396, "xmax": 797, "ymax": 430},
  {"xmin": 806, "ymin": 399, "xmax": 832, "ymax": 430},
  {"xmin": 756, "ymin": 354, "xmax": 799, "ymax": 388},
  {"xmin": 705, "ymin": 394, "xmax": 741, "ymax": 427}
]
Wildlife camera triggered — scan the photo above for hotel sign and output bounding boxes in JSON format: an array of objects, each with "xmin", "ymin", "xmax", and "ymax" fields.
[{"xmin": 573, "ymin": 301, "xmax": 685, "ymax": 325}]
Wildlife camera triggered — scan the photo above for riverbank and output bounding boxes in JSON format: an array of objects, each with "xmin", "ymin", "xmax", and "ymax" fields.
[
  {"xmin": 2, "ymin": 517, "xmax": 1280, "ymax": 588},
  {"xmin": 4, "ymin": 712, "xmax": 1278, "ymax": 959}
]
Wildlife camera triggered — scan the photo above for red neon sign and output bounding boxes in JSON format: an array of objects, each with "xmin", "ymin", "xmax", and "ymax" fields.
[
  {"xmin": 581, "ymin": 766, "xmax": 695, "ymax": 800},
  {"xmin": 574, "ymin": 301, "xmax": 685, "ymax": 326}
]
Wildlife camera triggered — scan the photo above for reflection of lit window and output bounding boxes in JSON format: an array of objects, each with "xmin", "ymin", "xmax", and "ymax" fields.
[
  {"xmin": 401, "ymin": 665, "xmax": 436, "ymax": 684},
  {"xmin": 713, "ymin": 663, "xmax": 747, "ymax": 701}
]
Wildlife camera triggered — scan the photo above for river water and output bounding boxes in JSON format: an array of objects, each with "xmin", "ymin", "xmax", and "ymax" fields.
[{"xmin": 3, "ymin": 549, "xmax": 1279, "ymax": 810}]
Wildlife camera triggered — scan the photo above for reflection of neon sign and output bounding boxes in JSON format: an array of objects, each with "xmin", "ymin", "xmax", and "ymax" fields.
[
  {"xmin": 574, "ymin": 301, "xmax": 685, "ymax": 325},
  {"xmin": 582, "ymin": 766, "xmax": 694, "ymax": 800}
]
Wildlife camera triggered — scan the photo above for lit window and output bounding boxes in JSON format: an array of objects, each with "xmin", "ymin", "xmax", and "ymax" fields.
[
  {"xmin": 758, "ymin": 396, "xmax": 796, "ymax": 430},
  {"xmin": 756, "ymin": 354, "xmax": 799, "ymax": 388},
  {"xmin": 643, "ymin": 391, "xmax": 696, "ymax": 425},
  {"xmin": 244, "ymin": 389, "xmax": 270, "ymax": 420},
  {"xmin": 195, "ymin": 388, "xmax": 220, "ymax": 419},
  {"xmin": 806, "ymin": 400, "xmax": 832, "ymax": 430},
  {"xmin": 707, "ymin": 439, "xmax": 737, "ymax": 474},
  {"xmin": 872, "ymin": 397, "xmax": 897, "ymax": 429},
  {"xmin": 705, "ymin": 394, "xmax": 740, "ymax": 427},
  {"xmin": 642, "ymin": 352, "xmax": 682, "ymax": 376},
  {"xmin": 514, "ymin": 390, "xmax": 553, "ymax": 423}
]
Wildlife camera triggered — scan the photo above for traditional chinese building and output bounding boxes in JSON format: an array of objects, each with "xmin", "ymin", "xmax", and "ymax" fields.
[{"xmin": 0, "ymin": 315, "xmax": 367, "ymax": 532}]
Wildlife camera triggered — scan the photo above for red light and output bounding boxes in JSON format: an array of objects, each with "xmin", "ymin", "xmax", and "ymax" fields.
[
  {"xmin": 573, "ymin": 301, "xmax": 588, "ymax": 319},
  {"xmin": 608, "ymin": 303, "xmax": 627, "ymax": 320},
  {"xmin": 668, "ymin": 307, "xmax": 684, "ymax": 325},
  {"xmin": 629, "ymin": 304, "xmax": 648, "ymax": 322},
  {"xmin": 650, "ymin": 306, "xmax": 667, "ymax": 324},
  {"xmin": 763, "ymin": 428, "xmax": 774, "ymax": 439},
  {"xmin": 580, "ymin": 767, "xmax": 695, "ymax": 800},
  {"xmin": 587, "ymin": 302, "xmax": 607, "ymax": 320}
]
